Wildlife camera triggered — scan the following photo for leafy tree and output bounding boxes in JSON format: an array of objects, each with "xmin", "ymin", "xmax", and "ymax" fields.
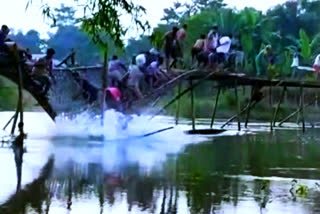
[
  {"xmin": 9, "ymin": 30, "xmax": 42, "ymax": 53},
  {"xmin": 47, "ymin": 26, "xmax": 102, "ymax": 65},
  {"xmin": 53, "ymin": 4, "xmax": 77, "ymax": 27},
  {"xmin": 125, "ymin": 36, "xmax": 153, "ymax": 58},
  {"xmin": 299, "ymin": 29, "xmax": 311, "ymax": 62},
  {"xmin": 27, "ymin": 0, "xmax": 150, "ymax": 48}
]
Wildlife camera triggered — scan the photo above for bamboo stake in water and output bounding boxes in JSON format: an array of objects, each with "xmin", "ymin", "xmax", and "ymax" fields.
[
  {"xmin": 190, "ymin": 80, "xmax": 196, "ymax": 130},
  {"xmin": 101, "ymin": 51, "xmax": 108, "ymax": 126},
  {"xmin": 175, "ymin": 82, "xmax": 182, "ymax": 125},
  {"xmin": 272, "ymin": 86, "xmax": 286, "ymax": 127},
  {"xmin": 210, "ymin": 87, "xmax": 221, "ymax": 128},
  {"xmin": 234, "ymin": 80, "xmax": 241, "ymax": 131}
]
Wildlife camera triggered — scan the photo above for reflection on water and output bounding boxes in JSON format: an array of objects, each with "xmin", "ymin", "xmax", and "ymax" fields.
[{"xmin": 1, "ymin": 112, "xmax": 320, "ymax": 213}]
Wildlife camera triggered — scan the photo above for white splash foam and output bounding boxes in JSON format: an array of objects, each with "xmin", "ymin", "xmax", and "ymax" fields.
[{"xmin": 51, "ymin": 110, "xmax": 206, "ymax": 172}]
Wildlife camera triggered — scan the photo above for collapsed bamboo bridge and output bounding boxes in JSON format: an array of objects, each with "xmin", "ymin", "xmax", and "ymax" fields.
[{"xmin": 1, "ymin": 60, "xmax": 319, "ymax": 133}]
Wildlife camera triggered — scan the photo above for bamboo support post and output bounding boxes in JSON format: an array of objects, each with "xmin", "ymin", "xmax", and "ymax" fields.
[
  {"xmin": 221, "ymin": 100, "xmax": 259, "ymax": 129},
  {"xmin": 190, "ymin": 80, "xmax": 196, "ymax": 130},
  {"xmin": 278, "ymin": 101, "xmax": 314, "ymax": 126},
  {"xmin": 17, "ymin": 63, "xmax": 24, "ymax": 134},
  {"xmin": 175, "ymin": 82, "xmax": 182, "ymax": 125},
  {"xmin": 272, "ymin": 86, "xmax": 286, "ymax": 127},
  {"xmin": 101, "ymin": 51, "xmax": 108, "ymax": 125},
  {"xmin": 3, "ymin": 112, "xmax": 16, "ymax": 131},
  {"xmin": 11, "ymin": 62, "xmax": 24, "ymax": 135},
  {"xmin": 245, "ymin": 86, "xmax": 254, "ymax": 128},
  {"xmin": 234, "ymin": 80, "xmax": 241, "ymax": 131},
  {"xmin": 10, "ymin": 103, "xmax": 19, "ymax": 135},
  {"xmin": 269, "ymin": 84, "xmax": 272, "ymax": 107},
  {"xmin": 300, "ymin": 86, "xmax": 305, "ymax": 132},
  {"xmin": 210, "ymin": 87, "xmax": 221, "ymax": 128},
  {"xmin": 151, "ymin": 72, "xmax": 215, "ymax": 119}
]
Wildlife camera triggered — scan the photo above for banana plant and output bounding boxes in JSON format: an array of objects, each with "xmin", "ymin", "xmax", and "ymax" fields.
[{"xmin": 299, "ymin": 29, "xmax": 311, "ymax": 62}]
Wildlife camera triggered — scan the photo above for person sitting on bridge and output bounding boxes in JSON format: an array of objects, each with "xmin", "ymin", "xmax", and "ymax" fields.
[
  {"xmin": 191, "ymin": 34, "xmax": 206, "ymax": 64},
  {"xmin": 0, "ymin": 25, "xmax": 10, "ymax": 52},
  {"xmin": 255, "ymin": 45, "xmax": 272, "ymax": 77},
  {"xmin": 313, "ymin": 53, "xmax": 320, "ymax": 80},
  {"xmin": 163, "ymin": 26, "xmax": 179, "ymax": 72},
  {"xmin": 31, "ymin": 48, "xmax": 56, "ymax": 95},
  {"xmin": 108, "ymin": 55, "xmax": 127, "ymax": 87}
]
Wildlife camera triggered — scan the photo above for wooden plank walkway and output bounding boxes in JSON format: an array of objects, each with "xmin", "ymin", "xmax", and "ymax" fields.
[{"xmin": 2, "ymin": 63, "xmax": 320, "ymax": 121}]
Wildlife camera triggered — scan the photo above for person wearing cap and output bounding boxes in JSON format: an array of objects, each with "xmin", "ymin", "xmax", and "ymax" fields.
[
  {"xmin": 127, "ymin": 56, "xmax": 144, "ymax": 99},
  {"xmin": 255, "ymin": 45, "xmax": 272, "ymax": 77}
]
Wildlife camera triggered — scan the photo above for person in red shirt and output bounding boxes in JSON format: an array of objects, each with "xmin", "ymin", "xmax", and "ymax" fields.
[{"xmin": 104, "ymin": 87, "xmax": 123, "ymax": 111}]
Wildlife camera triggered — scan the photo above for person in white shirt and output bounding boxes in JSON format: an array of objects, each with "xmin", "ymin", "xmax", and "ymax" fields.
[
  {"xmin": 313, "ymin": 54, "xmax": 320, "ymax": 79},
  {"xmin": 291, "ymin": 48, "xmax": 301, "ymax": 79},
  {"xmin": 216, "ymin": 36, "xmax": 232, "ymax": 54},
  {"xmin": 207, "ymin": 25, "xmax": 220, "ymax": 52},
  {"xmin": 209, "ymin": 35, "xmax": 232, "ymax": 66}
]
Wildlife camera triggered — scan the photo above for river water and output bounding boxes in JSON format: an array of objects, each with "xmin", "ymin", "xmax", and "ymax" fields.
[{"xmin": 1, "ymin": 111, "xmax": 320, "ymax": 214}]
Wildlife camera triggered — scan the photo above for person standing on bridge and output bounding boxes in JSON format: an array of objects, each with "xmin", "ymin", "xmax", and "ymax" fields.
[
  {"xmin": 0, "ymin": 25, "xmax": 10, "ymax": 52},
  {"xmin": 191, "ymin": 34, "xmax": 206, "ymax": 64},
  {"xmin": 163, "ymin": 26, "xmax": 179, "ymax": 72},
  {"xmin": 108, "ymin": 55, "xmax": 127, "ymax": 87},
  {"xmin": 255, "ymin": 45, "xmax": 272, "ymax": 77},
  {"xmin": 171, "ymin": 24, "xmax": 188, "ymax": 68},
  {"xmin": 313, "ymin": 53, "xmax": 320, "ymax": 80}
]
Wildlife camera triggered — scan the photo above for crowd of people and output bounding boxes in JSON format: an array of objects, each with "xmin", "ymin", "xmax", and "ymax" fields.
[
  {"xmin": 163, "ymin": 24, "xmax": 235, "ymax": 71},
  {"xmin": 1, "ymin": 22, "xmax": 320, "ymax": 111}
]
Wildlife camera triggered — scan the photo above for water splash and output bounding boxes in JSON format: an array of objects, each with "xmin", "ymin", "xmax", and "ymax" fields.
[{"xmin": 51, "ymin": 110, "xmax": 206, "ymax": 172}]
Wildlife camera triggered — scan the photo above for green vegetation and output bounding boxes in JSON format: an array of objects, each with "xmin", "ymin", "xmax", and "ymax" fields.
[{"xmin": 130, "ymin": 0, "xmax": 320, "ymax": 77}]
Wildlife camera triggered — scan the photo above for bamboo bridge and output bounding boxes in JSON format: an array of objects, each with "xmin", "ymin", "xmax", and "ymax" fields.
[{"xmin": 1, "ymin": 60, "xmax": 319, "ymax": 133}]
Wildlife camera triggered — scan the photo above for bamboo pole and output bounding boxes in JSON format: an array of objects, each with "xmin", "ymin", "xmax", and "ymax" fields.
[
  {"xmin": 11, "ymin": 100, "xmax": 20, "ymax": 135},
  {"xmin": 3, "ymin": 112, "xmax": 16, "ymax": 131},
  {"xmin": 234, "ymin": 80, "xmax": 241, "ymax": 131},
  {"xmin": 101, "ymin": 51, "xmax": 108, "ymax": 126},
  {"xmin": 175, "ymin": 82, "xmax": 182, "ymax": 125},
  {"xmin": 190, "ymin": 80, "xmax": 196, "ymax": 130},
  {"xmin": 300, "ymin": 86, "xmax": 305, "ymax": 132},
  {"xmin": 17, "ymin": 63, "xmax": 24, "ymax": 134},
  {"xmin": 210, "ymin": 87, "xmax": 221, "ymax": 128},
  {"xmin": 278, "ymin": 101, "xmax": 314, "ymax": 126},
  {"xmin": 269, "ymin": 84, "xmax": 272, "ymax": 107},
  {"xmin": 272, "ymin": 86, "xmax": 286, "ymax": 127},
  {"xmin": 245, "ymin": 86, "xmax": 254, "ymax": 128},
  {"xmin": 221, "ymin": 101, "xmax": 258, "ymax": 129},
  {"xmin": 151, "ymin": 72, "xmax": 215, "ymax": 119}
]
